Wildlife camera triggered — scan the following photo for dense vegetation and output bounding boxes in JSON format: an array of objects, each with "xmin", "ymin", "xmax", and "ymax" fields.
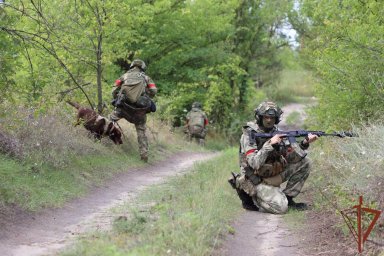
[
  {"xmin": 0, "ymin": 0, "xmax": 383, "ymax": 255},
  {"xmin": 292, "ymin": 0, "xmax": 384, "ymax": 129},
  {"xmin": 0, "ymin": 0, "xmax": 296, "ymax": 134}
]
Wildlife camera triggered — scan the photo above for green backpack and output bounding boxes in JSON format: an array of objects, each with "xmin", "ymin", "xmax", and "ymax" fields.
[
  {"xmin": 119, "ymin": 70, "xmax": 147, "ymax": 104},
  {"xmin": 188, "ymin": 110, "xmax": 205, "ymax": 134}
]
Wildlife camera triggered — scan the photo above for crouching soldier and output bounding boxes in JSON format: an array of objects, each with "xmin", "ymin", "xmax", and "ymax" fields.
[
  {"xmin": 185, "ymin": 102, "xmax": 208, "ymax": 145},
  {"xmin": 110, "ymin": 59, "xmax": 157, "ymax": 162},
  {"xmin": 229, "ymin": 101, "xmax": 318, "ymax": 214}
]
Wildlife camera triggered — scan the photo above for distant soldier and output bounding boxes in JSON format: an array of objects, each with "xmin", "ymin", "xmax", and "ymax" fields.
[
  {"xmin": 185, "ymin": 102, "xmax": 208, "ymax": 145},
  {"xmin": 110, "ymin": 59, "xmax": 157, "ymax": 162},
  {"xmin": 229, "ymin": 101, "xmax": 318, "ymax": 213}
]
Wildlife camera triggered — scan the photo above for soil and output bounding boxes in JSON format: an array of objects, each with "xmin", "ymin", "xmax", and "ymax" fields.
[{"xmin": 0, "ymin": 152, "xmax": 217, "ymax": 256}]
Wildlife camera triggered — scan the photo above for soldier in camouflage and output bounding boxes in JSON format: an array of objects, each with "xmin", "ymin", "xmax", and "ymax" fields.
[
  {"xmin": 185, "ymin": 102, "xmax": 208, "ymax": 145},
  {"xmin": 231, "ymin": 101, "xmax": 318, "ymax": 214},
  {"xmin": 110, "ymin": 59, "xmax": 157, "ymax": 162}
]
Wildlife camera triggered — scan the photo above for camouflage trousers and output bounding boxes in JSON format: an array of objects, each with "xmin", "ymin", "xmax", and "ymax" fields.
[
  {"xmin": 186, "ymin": 125, "xmax": 206, "ymax": 145},
  {"xmin": 237, "ymin": 157, "xmax": 311, "ymax": 214},
  {"xmin": 110, "ymin": 108, "xmax": 148, "ymax": 158}
]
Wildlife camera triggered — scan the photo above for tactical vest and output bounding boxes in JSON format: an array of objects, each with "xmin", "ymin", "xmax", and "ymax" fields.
[{"xmin": 242, "ymin": 126, "xmax": 286, "ymax": 179}]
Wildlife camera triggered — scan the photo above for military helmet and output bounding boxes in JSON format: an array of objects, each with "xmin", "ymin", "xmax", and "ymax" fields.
[
  {"xmin": 254, "ymin": 101, "xmax": 283, "ymax": 125},
  {"xmin": 130, "ymin": 59, "xmax": 147, "ymax": 71},
  {"xmin": 192, "ymin": 102, "xmax": 202, "ymax": 109}
]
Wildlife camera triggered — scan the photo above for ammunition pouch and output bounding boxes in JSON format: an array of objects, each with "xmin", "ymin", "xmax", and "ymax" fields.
[
  {"xmin": 136, "ymin": 95, "xmax": 152, "ymax": 109},
  {"xmin": 257, "ymin": 162, "xmax": 284, "ymax": 178},
  {"xmin": 244, "ymin": 166, "xmax": 262, "ymax": 186}
]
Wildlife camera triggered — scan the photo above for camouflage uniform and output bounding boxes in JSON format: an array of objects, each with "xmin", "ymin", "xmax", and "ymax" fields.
[
  {"xmin": 110, "ymin": 59, "xmax": 157, "ymax": 161},
  {"xmin": 234, "ymin": 101, "xmax": 311, "ymax": 214},
  {"xmin": 185, "ymin": 102, "xmax": 208, "ymax": 145}
]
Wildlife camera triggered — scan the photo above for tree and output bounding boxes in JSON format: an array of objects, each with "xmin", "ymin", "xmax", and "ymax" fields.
[
  {"xmin": 295, "ymin": 0, "xmax": 384, "ymax": 128},
  {"xmin": 0, "ymin": 0, "xmax": 137, "ymax": 112}
]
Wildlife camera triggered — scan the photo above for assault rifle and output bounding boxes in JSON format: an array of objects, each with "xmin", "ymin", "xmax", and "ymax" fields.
[{"xmin": 250, "ymin": 130, "xmax": 357, "ymax": 144}]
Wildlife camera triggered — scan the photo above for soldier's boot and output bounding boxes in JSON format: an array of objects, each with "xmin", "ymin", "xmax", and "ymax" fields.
[
  {"xmin": 228, "ymin": 172, "xmax": 259, "ymax": 211},
  {"xmin": 238, "ymin": 189, "xmax": 259, "ymax": 211},
  {"xmin": 286, "ymin": 195, "xmax": 308, "ymax": 211}
]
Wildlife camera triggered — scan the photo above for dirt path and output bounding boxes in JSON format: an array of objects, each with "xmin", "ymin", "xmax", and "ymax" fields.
[
  {"xmin": 0, "ymin": 152, "xmax": 218, "ymax": 256},
  {"xmin": 218, "ymin": 102, "xmax": 309, "ymax": 256}
]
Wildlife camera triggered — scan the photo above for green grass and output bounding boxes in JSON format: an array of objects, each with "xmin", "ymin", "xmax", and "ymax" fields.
[
  {"xmin": 61, "ymin": 148, "xmax": 242, "ymax": 256},
  {"xmin": 0, "ymin": 105, "xmax": 207, "ymax": 211},
  {"xmin": 285, "ymin": 111, "xmax": 301, "ymax": 126},
  {"xmin": 0, "ymin": 153, "xmax": 144, "ymax": 210},
  {"xmin": 264, "ymin": 69, "xmax": 316, "ymax": 104}
]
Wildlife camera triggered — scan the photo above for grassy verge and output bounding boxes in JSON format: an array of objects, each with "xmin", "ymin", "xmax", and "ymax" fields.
[
  {"xmin": 0, "ymin": 153, "xmax": 144, "ymax": 210},
  {"xmin": 290, "ymin": 124, "xmax": 384, "ymax": 255},
  {"xmin": 61, "ymin": 148, "xmax": 241, "ymax": 256},
  {"xmin": 0, "ymin": 106, "xmax": 209, "ymax": 212}
]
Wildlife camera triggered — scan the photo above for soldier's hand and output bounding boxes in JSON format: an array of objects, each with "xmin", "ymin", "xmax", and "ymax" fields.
[
  {"xmin": 304, "ymin": 133, "xmax": 318, "ymax": 144},
  {"xmin": 270, "ymin": 134, "xmax": 286, "ymax": 145}
]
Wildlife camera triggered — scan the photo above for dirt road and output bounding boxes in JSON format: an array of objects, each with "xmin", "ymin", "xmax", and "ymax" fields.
[{"xmin": 0, "ymin": 152, "xmax": 218, "ymax": 256}]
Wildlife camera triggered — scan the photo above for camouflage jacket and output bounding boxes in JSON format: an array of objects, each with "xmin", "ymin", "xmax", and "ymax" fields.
[{"xmin": 240, "ymin": 122, "xmax": 285, "ymax": 178}]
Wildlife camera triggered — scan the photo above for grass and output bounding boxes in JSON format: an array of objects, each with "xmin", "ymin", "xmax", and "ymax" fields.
[
  {"xmin": 61, "ymin": 148, "xmax": 242, "ymax": 256},
  {"xmin": 264, "ymin": 69, "xmax": 316, "ymax": 104},
  {"xmin": 0, "ymin": 105, "xmax": 207, "ymax": 211},
  {"xmin": 290, "ymin": 124, "xmax": 384, "ymax": 255},
  {"xmin": 285, "ymin": 111, "xmax": 301, "ymax": 126}
]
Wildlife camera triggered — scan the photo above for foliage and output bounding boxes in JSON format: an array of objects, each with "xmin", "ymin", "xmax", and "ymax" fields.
[
  {"xmin": 0, "ymin": 5, "xmax": 19, "ymax": 105},
  {"xmin": 0, "ymin": 0, "xmax": 294, "ymax": 135},
  {"xmin": 293, "ymin": 0, "xmax": 384, "ymax": 129}
]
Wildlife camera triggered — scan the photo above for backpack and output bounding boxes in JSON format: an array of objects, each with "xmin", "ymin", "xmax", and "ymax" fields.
[
  {"xmin": 188, "ymin": 110, "xmax": 205, "ymax": 135},
  {"xmin": 120, "ymin": 70, "xmax": 147, "ymax": 104}
]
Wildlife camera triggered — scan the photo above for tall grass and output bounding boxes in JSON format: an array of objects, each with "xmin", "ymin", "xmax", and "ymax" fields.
[
  {"xmin": 62, "ymin": 149, "xmax": 241, "ymax": 256},
  {"xmin": 308, "ymin": 124, "xmax": 384, "ymax": 249}
]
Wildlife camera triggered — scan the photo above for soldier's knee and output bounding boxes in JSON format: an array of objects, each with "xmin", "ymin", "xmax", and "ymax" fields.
[{"xmin": 255, "ymin": 183, "xmax": 288, "ymax": 214}]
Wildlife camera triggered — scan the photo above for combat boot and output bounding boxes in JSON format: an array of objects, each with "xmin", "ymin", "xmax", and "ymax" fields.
[
  {"xmin": 286, "ymin": 195, "xmax": 308, "ymax": 211},
  {"xmin": 238, "ymin": 189, "xmax": 259, "ymax": 211},
  {"xmin": 228, "ymin": 172, "xmax": 259, "ymax": 211}
]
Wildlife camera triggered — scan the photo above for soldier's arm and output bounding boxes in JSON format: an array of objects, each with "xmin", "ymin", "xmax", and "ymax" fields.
[
  {"xmin": 145, "ymin": 76, "xmax": 157, "ymax": 98},
  {"xmin": 243, "ymin": 128, "xmax": 275, "ymax": 171},
  {"xmin": 203, "ymin": 112, "xmax": 208, "ymax": 126}
]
